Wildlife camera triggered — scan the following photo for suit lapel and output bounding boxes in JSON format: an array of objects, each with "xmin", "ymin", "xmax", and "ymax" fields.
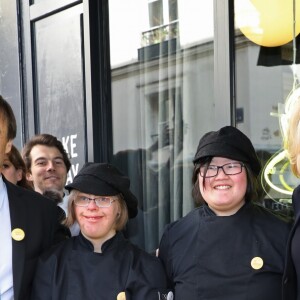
[{"xmin": 6, "ymin": 179, "xmax": 27, "ymax": 300}]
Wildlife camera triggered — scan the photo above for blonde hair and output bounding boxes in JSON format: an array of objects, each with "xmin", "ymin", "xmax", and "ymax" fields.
[
  {"xmin": 64, "ymin": 190, "xmax": 129, "ymax": 231},
  {"xmin": 284, "ymin": 97, "xmax": 300, "ymax": 177}
]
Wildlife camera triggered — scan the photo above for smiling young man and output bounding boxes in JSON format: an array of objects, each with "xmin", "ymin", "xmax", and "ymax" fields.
[
  {"xmin": 0, "ymin": 95, "xmax": 68, "ymax": 300},
  {"xmin": 22, "ymin": 134, "xmax": 71, "ymax": 198},
  {"xmin": 22, "ymin": 134, "xmax": 79, "ymax": 236}
]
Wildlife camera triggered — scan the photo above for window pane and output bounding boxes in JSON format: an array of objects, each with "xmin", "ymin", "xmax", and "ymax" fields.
[
  {"xmin": 0, "ymin": 0, "xmax": 22, "ymax": 148},
  {"xmin": 234, "ymin": 0, "xmax": 298, "ymax": 215},
  {"xmin": 109, "ymin": 0, "xmax": 215, "ymax": 251},
  {"xmin": 34, "ymin": 6, "xmax": 86, "ymax": 184},
  {"xmin": 169, "ymin": 0, "xmax": 178, "ymax": 22},
  {"xmin": 148, "ymin": 0, "xmax": 163, "ymax": 27}
]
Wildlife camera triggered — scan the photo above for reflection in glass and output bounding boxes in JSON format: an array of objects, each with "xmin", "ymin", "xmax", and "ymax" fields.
[
  {"xmin": 34, "ymin": 6, "xmax": 86, "ymax": 183},
  {"xmin": 234, "ymin": 0, "xmax": 299, "ymax": 215},
  {"xmin": 0, "ymin": 0, "xmax": 22, "ymax": 147},
  {"xmin": 109, "ymin": 0, "xmax": 214, "ymax": 251}
]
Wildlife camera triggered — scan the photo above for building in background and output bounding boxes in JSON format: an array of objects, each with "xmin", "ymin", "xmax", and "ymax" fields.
[{"xmin": 0, "ymin": 0, "xmax": 298, "ymax": 251}]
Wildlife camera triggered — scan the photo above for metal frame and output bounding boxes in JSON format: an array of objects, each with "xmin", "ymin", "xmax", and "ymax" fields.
[
  {"xmin": 213, "ymin": 0, "xmax": 234, "ymax": 128},
  {"xmin": 84, "ymin": 0, "xmax": 113, "ymax": 163}
]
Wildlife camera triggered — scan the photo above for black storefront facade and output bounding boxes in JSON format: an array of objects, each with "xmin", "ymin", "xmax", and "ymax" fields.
[{"xmin": 0, "ymin": 0, "xmax": 297, "ymax": 251}]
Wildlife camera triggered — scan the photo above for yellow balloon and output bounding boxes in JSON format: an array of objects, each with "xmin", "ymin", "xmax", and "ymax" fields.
[{"xmin": 235, "ymin": 0, "xmax": 300, "ymax": 47}]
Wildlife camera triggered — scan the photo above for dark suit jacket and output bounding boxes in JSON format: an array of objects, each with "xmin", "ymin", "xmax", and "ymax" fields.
[
  {"xmin": 282, "ymin": 185, "xmax": 300, "ymax": 300},
  {"xmin": 4, "ymin": 177, "xmax": 68, "ymax": 300}
]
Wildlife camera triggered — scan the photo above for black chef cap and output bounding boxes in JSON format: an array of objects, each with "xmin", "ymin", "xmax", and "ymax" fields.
[
  {"xmin": 65, "ymin": 162, "xmax": 138, "ymax": 218},
  {"xmin": 193, "ymin": 126, "xmax": 261, "ymax": 176}
]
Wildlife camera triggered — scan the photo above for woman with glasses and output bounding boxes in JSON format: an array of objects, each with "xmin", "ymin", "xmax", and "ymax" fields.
[
  {"xmin": 31, "ymin": 162, "xmax": 172, "ymax": 300},
  {"xmin": 158, "ymin": 125, "xmax": 291, "ymax": 300}
]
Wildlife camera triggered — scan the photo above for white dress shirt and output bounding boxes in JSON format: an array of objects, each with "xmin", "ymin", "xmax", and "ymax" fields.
[{"xmin": 0, "ymin": 176, "xmax": 14, "ymax": 300}]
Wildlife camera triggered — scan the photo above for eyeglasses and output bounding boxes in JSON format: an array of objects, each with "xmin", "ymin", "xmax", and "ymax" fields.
[
  {"xmin": 74, "ymin": 196, "xmax": 117, "ymax": 208},
  {"xmin": 199, "ymin": 162, "xmax": 245, "ymax": 178}
]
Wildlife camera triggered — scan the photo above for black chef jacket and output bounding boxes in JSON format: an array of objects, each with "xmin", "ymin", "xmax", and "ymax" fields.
[
  {"xmin": 159, "ymin": 202, "xmax": 291, "ymax": 300},
  {"xmin": 30, "ymin": 231, "xmax": 171, "ymax": 300}
]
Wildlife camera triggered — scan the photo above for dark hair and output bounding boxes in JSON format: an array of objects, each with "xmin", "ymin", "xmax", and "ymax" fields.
[
  {"xmin": 22, "ymin": 134, "xmax": 71, "ymax": 172},
  {"xmin": 192, "ymin": 156, "xmax": 261, "ymax": 205},
  {"xmin": 42, "ymin": 189, "xmax": 63, "ymax": 205},
  {"xmin": 0, "ymin": 95, "xmax": 17, "ymax": 140},
  {"xmin": 5, "ymin": 145, "xmax": 33, "ymax": 190}
]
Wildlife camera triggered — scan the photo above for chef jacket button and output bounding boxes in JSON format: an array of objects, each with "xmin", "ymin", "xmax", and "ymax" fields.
[
  {"xmin": 117, "ymin": 292, "xmax": 126, "ymax": 300},
  {"xmin": 251, "ymin": 256, "xmax": 264, "ymax": 270},
  {"xmin": 11, "ymin": 228, "xmax": 25, "ymax": 241}
]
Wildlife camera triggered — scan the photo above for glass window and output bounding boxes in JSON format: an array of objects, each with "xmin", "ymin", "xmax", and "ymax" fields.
[
  {"xmin": 169, "ymin": 0, "xmax": 178, "ymax": 22},
  {"xmin": 33, "ymin": 5, "xmax": 86, "ymax": 184},
  {"xmin": 148, "ymin": 0, "xmax": 163, "ymax": 27},
  {"xmin": 109, "ymin": 0, "xmax": 215, "ymax": 252},
  {"xmin": 234, "ymin": 0, "xmax": 300, "ymax": 215},
  {"xmin": 0, "ymin": 0, "xmax": 22, "ymax": 148}
]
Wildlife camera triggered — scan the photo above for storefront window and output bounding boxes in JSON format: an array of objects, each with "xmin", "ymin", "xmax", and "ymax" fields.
[
  {"xmin": 234, "ymin": 0, "xmax": 300, "ymax": 215},
  {"xmin": 109, "ymin": 0, "xmax": 215, "ymax": 251},
  {"xmin": 0, "ymin": 0, "xmax": 22, "ymax": 148}
]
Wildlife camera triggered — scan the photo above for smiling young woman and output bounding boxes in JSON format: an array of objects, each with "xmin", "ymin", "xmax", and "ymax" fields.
[
  {"xmin": 31, "ymin": 162, "xmax": 172, "ymax": 300},
  {"xmin": 71, "ymin": 192, "xmax": 124, "ymax": 252},
  {"xmin": 1, "ymin": 145, "xmax": 33, "ymax": 189},
  {"xmin": 198, "ymin": 157, "xmax": 248, "ymax": 216},
  {"xmin": 158, "ymin": 126, "xmax": 292, "ymax": 300}
]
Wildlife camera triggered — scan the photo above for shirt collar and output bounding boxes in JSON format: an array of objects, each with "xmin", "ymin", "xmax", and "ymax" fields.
[
  {"xmin": 203, "ymin": 201, "xmax": 249, "ymax": 217},
  {"xmin": 77, "ymin": 231, "xmax": 123, "ymax": 253},
  {"xmin": 0, "ymin": 175, "xmax": 7, "ymax": 209}
]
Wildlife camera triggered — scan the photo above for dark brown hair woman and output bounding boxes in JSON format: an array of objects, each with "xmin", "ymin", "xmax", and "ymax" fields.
[{"xmin": 2, "ymin": 145, "xmax": 33, "ymax": 190}]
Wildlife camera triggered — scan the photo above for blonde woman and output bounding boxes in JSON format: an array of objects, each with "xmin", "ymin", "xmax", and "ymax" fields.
[{"xmin": 283, "ymin": 98, "xmax": 300, "ymax": 300}]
